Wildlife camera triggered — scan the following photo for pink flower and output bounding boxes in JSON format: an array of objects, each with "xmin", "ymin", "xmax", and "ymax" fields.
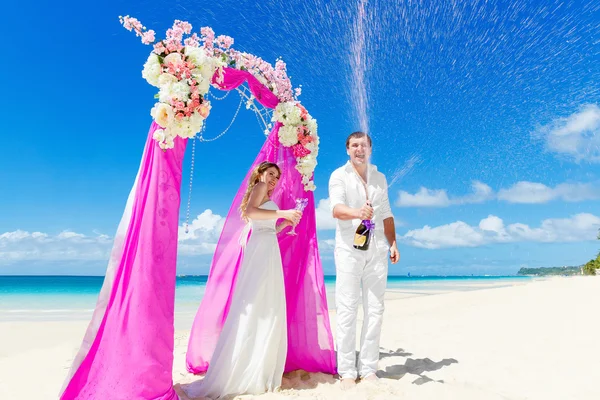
[
  {"xmin": 174, "ymin": 20, "xmax": 193, "ymax": 34},
  {"xmin": 296, "ymin": 104, "xmax": 309, "ymax": 120},
  {"xmin": 153, "ymin": 41, "xmax": 167, "ymax": 55},
  {"xmin": 216, "ymin": 35, "xmax": 234, "ymax": 49},
  {"xmin": 292, "ymin": 143, "xmax": 311, "ymax": 158},
  {"xmin": 294, "ymin": 87, "xmax": 302, "ymax": 98},
  {"xmin": 200, "ymin": 27, "xmax": 215, "ymax": 51},
  {"xmin": 141, "ymin": 30, "xmax": 155, "ymax": 44},
  {"xmin": 297, "ymin": 126, "xmax": 314, "ymax": 146},
  {"xmin": 197, "ymin": 103, "xmax": 210, "ymax": 118},
  {"xmin": 120, "ymin": 16, "xmax": 143, "ymax": 33},
  {"xmin": 166, "ymin": 28, "xmax": 182, "ymax": 41},
  {"xmin": 275, "ymin": 59, "xmax": 287, "ymax": 72},
  {"xmin": 184, "ymin": 33, "xmax": 200, "ymax": 47}
]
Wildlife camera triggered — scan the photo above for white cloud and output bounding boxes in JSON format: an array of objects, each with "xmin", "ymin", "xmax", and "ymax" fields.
[
  {"xmin": 0, "ymin": 210, "xmax": 227, "ymax": 265},
  {"xmin": 498, "ymin": 181, "xmax": 600, "ymax": 204},
  {"xmin": 397, "ymin": 180, "xmax": 600, "ymax": 207},
  {"xmin": 397, "ymin": 187, "xmax": 451, "ymax": 207},
  {"xmin": 177, "ymin": 210, "xmax": 225, "ymax": 256},
  {"xmin": 533, "ymin": 104, "xmax": 600, "ymax": 163},
  {"xmin": 396, "ymin": 181, "xmax": 493, "ymax": 207},
  {"xmin": 315, "ymin": 198, "xmax": 337, "ymax": 230},
  {"xmin": 400, "ymin": 213, "xmax": 600, "ymax": 249},
  {"xmin": 0, "ymin": 203, "xmax": 337, "ymax": 265},
  {"xmin": 0, "ymin": 230, "xmax": 113, "ymax": 264}
]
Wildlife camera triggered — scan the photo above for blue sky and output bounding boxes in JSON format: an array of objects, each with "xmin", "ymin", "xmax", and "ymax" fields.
[{"xmin": 1, "ymin": 0, "xmax": 599, "ymax": 275}]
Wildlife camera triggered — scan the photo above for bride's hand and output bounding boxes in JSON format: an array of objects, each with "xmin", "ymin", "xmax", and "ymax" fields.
[{"xmin": 282, "ymin": 209, "xmax": 302, "ymax": 225}]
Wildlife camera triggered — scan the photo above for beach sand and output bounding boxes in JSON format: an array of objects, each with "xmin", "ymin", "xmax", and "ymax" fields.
[{"xmin": 1, "ymin": 276, "xmax": 598, "ymax": 399}]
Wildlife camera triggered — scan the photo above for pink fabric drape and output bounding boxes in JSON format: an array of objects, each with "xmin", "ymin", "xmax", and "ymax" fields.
[
  {"xmin": 186, "ymin": 68, "xmax": 336, "ymax": 375},
  {"xmin": 60, "ymin": 122, "xmax": 186, "ymax": 400},
  {"xmin": 212, "ymin": 67, "xmax": 279, "ymax": 109}
]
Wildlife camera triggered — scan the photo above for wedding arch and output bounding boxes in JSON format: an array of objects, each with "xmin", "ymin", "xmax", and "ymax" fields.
[{"xmin": 59, "ymin": 17, "xmax": 336, "ymax": 400}]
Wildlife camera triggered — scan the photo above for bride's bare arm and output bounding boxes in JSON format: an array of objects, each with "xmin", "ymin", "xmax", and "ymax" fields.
[{"xmin": 245, "ymin": 182, "xmax": 300, "ymax": 223}]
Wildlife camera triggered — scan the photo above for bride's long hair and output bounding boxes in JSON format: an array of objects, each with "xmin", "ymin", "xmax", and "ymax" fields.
[{"xmin": 239, "ymin": 161, "xmax": 281, "ymax": 222}]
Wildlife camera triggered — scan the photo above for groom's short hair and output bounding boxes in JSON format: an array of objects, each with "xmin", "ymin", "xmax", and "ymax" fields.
[{"xmin": 346, "ymin": 131, "xmax": 372, "ymax": 148}]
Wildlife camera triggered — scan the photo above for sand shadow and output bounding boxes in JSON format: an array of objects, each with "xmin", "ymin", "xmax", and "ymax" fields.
[
  {"xmin": 378, "ymin": 356, "xmax": 458, "ymax": 385},
  {"xmin": 327, "ymin": 348, "xmax": 457, "ymax": 386},
  {"xmin": 378, "ymin": 348, "xmax": 413, "ymax": 359}
]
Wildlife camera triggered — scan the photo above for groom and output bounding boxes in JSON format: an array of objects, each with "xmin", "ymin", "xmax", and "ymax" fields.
[{"xmin": 328, "ymin": 131, "xmax": 400, "ymax": 388}]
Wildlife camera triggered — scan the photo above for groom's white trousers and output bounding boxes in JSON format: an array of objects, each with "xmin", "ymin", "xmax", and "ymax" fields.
[{"xmin": 334, "ymin": 243, "xmax": 388, "ymax": 380}]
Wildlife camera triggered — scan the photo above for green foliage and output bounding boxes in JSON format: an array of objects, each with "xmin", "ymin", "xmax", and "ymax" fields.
[
  {"xmin": 519, "ymin": 230, "xmax": 600, "ymax": 276},
  {"xmin": 582, "ymin": 253, "xmax": 600, "ymax": 276},
  {"xmin": 517, "ymin": 266, "xmax": 582, "ymax": 276}
]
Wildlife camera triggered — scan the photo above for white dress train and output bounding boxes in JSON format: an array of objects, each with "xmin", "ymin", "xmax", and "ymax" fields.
[{"xmin": 182, "ymin": 200, "xmax": 288, "ymax": 399}]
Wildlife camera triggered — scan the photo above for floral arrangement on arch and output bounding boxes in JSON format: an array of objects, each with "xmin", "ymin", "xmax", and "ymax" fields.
[{"xmin": 119, "ymin": 16, "xmax": 319, "ymax": 191}]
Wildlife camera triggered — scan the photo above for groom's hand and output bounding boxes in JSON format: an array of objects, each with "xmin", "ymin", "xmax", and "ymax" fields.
[
  {"xmin": 389, "ymin": 244, "xmax": 400, "ymax": 264},
  {"xmin": 357, "ymin": 202, "xmax": 374, "ymax": 220}
]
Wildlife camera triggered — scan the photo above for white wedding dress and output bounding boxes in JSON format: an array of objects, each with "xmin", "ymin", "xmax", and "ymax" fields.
[{"xmin": 182, "ymin": 200, "xmax": 288, "ymax": 399}]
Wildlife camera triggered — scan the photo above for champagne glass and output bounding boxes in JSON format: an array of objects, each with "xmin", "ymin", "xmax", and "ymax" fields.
[{"xmin": 287, "ymin": 198, "xmax": 308, "ymax": 236}]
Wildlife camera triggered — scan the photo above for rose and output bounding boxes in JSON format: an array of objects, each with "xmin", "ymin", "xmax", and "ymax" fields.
[
  {"xmin": 164, "ymin": 52, "xmax": 183, "ymax": 66},
  {"xmin": 292, "ymin": 143, "xmax": 311, "ymax": 158},
  {"xmin": 142, "ymin": 53, "xmax": 162, "ymax": 87},
  {"xmin": 197, "ymin": 103, "xmax": 211, "ymax": 118},
  {"xmin": 151, "ymin": 103, "xmax": 174, "ymax": 128},
  {"xmin": 296, "ymin": 103, "xmax": 308, "ymax": 120},
  {"xmin": 158, "ymin": 73, "xmax": 178, "ymax": 86}
]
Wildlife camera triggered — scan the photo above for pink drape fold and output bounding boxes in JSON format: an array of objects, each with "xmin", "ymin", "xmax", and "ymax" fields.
[
  {"xmin": 186, "ymin": 68, "xmax": 336, "ymax": 375},
  {"xmin": 60, "ymin": 122, "xmax": 186, "ymax": 400},
  {"xmin": 212, "ymin": 67, "xmax": 280, "ymax": 108}
]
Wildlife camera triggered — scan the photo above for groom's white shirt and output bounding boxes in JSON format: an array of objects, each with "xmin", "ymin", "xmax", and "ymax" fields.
[{"xmin": 329, "ymin": 161, "xmax": 393, "ymax": 250}]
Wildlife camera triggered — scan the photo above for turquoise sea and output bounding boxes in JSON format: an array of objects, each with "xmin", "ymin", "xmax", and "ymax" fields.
[{"xmin": 0, "ymin": 275, "xmax": 531, "ymax": 326}]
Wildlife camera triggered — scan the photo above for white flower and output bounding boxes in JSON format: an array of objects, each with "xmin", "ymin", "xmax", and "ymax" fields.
[
  {"xmin": 304, "ymin": 181, "xmax": 316, "ymax": 191},
  {"xmin": 306, "ymin": 117, "xmax": 318, "ymax": 136},
  {"xmin": 296, "ymin": 154, "xmax": 317, "ymax": 176},
  {"xmin": 195, "ymin": 75, "xmax": 211, "ymax": 94},
  {"xmin": 184, "ymin": 46, "xmax": 208, "ymax": 67},
  {"xmin": 164, "ymin": 52, "xmax": 183, "ymax": 66},
  {"xmin": 142, "ymin": 53, "xmax": 162, "ymax": 87},
  {"xmin": 273, "ymin": 102, "xmax": 301, "ymax": 126},
  {"xmin": 158, "ymin": 134, "xmax": 175, "ymax": 150},
  {"xmin": 150, "ymin": 103, "xmax": 174, "ymax": 128},
  {"xmin": 155, "ymin": 129, "xmax": 176, "ymax": 150},
  {"xmin": 159, "ymin": 81, "xmax": 191, "ymax": 103},
  {"xmin": 153, "ymin": 128, "xmax": 166, "ymax": 142},
  {"xmin": 306, "ymin": 140, "xmax": 318, "ymax": 155},
  {"xmin": 278, "ymin": 125, "xmax": 298, "ymax": 147},
  {"xmin": 169, "ymin": 119, "xmax": 192, "ymax": 139},
  {"xmin": 157, "ymin": 74, "xmax": 179, "ymax": 103},
  {"xmin": 169, "ymin": 116, "xmax": 201, "ymax": 139},
  {"xmin": 189, "ymin": 111, "xmax": 205, "ymax": 133},
  {"xmin": 158, "ymin": 73, "xmax": 178, "ymax": 86}
]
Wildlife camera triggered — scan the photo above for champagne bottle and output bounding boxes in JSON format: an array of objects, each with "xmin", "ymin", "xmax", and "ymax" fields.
[{"xmin": 353, "ymin": 220, "xmax": 374, "ymax": 251}]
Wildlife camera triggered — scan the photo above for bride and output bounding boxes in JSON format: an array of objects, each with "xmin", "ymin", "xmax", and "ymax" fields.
[{"xmin": 176, "ymin": 161, "xmax": 302, "ymax": 399}]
